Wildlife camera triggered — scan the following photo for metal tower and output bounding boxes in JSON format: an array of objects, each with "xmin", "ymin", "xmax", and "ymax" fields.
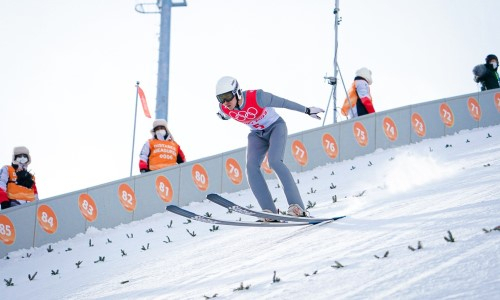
[{"xmin": 135, "ymin": 0, "xmax": 187, "ymax": 121}]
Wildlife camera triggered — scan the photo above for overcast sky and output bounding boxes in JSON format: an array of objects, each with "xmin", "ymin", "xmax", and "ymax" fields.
[{"xmin": 1, "ymin": 0, "xmax": 498, "ymax": 199}]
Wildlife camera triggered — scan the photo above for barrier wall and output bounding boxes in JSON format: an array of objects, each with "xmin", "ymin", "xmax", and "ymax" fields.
[{"xmin": 1, "ymin": 89, "xmax": 499, "ymax": 257}]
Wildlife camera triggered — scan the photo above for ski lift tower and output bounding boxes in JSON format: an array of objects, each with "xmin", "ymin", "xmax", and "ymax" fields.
[{"xmin": 135, "ymin": 0, "xmax": 187, "ymax": 122}]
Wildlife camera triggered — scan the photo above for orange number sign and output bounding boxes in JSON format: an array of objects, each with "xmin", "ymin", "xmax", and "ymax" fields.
[
  {"xmin": 78, "ymin": 193, "xmax": 98, "ymax": 222},
  {"xmin": 353, "ymin": 122, "xmax": 368, "ymax": 147},
  {"xmin": 225, "ymin": 158, "xmax": 243, "ymax": 185},
  {"xmin": 382, "ymin": 117, "xmax": 398, "ymax": 141},
  {"xmin": 192, "ymin": 164, "xmax": 209, "ymax": 191},
  {"xmin": 155, "ymin": 175, "xmax": 174, "ymax": 202},
  {"xmin": 261, "ymin": 154, "xmax": 273, "ymax": 174},
  {"xmin": 467, "ymin": 97, "xmax": 481, "ymax": 121},
  {"xmin": 37, "ymin": 204, "xmax": 58, "ymax": 234},
  {"xmin": 322, "ymin": 133, "xmax": 339, "ymax": 159},
  {"xmin": 291, "ymin": 140, "xmax": 308, "ymax": 166},
  {"xmin": 118, "ymin": 183, "xmax": 137, "ymax": 211},
  {"xmin": 439, "ymin": 103, "xmax": 454, "ymax": 127},
  {"xmin": 0, "ymin": 215, "xmax": 16, "ymax": 245},
  {"xmin": 411, "ymin": 112, "xmax": 426, "ymax": 137},
  {"xmin": 495, "ymin": 92, "xmax": 500, "ymax": 113}
]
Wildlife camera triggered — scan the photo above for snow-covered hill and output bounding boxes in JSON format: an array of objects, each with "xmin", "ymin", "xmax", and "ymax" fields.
[{"xmin": 1, "ymin": 125, "xmax": 499, "ymax": 300}]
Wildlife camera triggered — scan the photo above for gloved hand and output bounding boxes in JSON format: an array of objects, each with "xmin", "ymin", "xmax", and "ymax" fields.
[
  {"xmin": 139, "ymin": 160, "xmax": 149, "ymax": 173},
  {"xmin": 305, "ymin": 107, "xmax": 325, "ymax": 120},
  {"xmin": 16, "ymin": 170, "xmax": 34, "ymax": 189},
  {"xmin": 216, "ymin": 111, "xmax": 230, "ymax": 120}
]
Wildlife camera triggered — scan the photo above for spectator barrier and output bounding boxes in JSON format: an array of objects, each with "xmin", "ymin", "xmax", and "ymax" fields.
[{"xmin": 1, "ymin": 89, "xmax": 499, "ymax": 257}]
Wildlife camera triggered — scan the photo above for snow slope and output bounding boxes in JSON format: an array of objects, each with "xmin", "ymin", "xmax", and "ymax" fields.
[{"xmin": 1, "ymin": 125, "xmax": 499, "ymax": 300}]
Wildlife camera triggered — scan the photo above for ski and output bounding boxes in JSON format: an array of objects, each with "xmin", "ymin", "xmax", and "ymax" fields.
[
  {"xmin": 206, "ymin": 193, "xmax": 346, "ymax": 223},
  {"xmin": 166, "ymin": 205, "xmax": 312, "ymax": 227}
]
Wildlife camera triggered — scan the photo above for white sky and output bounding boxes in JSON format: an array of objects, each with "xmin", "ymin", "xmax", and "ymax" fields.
[
  {"xmin": 0, "ymin": 0, "xmax": 499, "ymax": 198},
  {"xmin": 1, "ymin": 124, "xmax": 499, "ymax": 299}
]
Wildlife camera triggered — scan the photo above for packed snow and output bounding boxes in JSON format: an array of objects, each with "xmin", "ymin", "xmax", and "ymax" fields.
[{"xmin": 1, "ymin": 124, "xmax": 499, "ymax": 300}]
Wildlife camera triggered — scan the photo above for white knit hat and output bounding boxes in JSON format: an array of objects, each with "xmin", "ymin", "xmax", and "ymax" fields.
[
  {"xmin": 12, "ymin": 146, "xmax": 31, "ymax": 165},
  {"xmin": 355, "ymin": 67, "xmax": 373, "ymax": 85},
  {"xmin": 150, "ymin": 119, "xmax": 173, "ymax": 139}
]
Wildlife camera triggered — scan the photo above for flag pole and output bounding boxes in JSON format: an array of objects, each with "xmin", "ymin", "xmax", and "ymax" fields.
[{"xmin": 130, "ymin": 81, "xmax": 140, "ymax": 177}]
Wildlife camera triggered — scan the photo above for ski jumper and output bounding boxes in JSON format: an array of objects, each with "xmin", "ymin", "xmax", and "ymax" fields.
[{"xmin": 220, "ymin": 89, "xmax": 307, "ymax": 212}]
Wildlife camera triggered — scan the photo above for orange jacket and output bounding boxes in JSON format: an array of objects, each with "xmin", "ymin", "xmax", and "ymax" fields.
[{"xmin": 146, "ymin": 139, "xmax": 183, "ymax": 171}]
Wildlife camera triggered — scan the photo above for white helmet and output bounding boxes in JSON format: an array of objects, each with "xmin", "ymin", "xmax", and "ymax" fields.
[
  {"xmin": 355, "ymin": 67, "xmax": 373, "ymax": 85},
  {"xmin": 216, "ymin": 76, "xmax": 242, "ymax": 101}
]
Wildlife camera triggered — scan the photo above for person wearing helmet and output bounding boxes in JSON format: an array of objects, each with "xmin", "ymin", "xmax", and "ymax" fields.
[
  {"xmin": 341, "ymin": 67, "xmax": 375, "ymax": 119},
  {"xmin": 0, "ymin": 146, "xmax": 39, "ymax": 210},
  {"xmin": 473, "ymin": 54, "xmax": 500, "ymax": 91},
  {"xmin": 215, "ymin": 76, "xmax": 324, "ymax": 220},
  {"xmin": 139, "ymin": 119, "xmax": 186, "ymax": 173}
]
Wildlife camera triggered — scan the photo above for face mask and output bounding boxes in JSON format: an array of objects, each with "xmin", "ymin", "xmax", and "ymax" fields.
[
  {"xmin": 16, "ymin": 156, "xmax": 28, "ymax": 164},
  {"xmin": 156, "ymin": 129, "xmax": 167, "ymax": 140},
  {"xmin": 491, "ymin": 62, "xmax": 498, "ymax": 69}
]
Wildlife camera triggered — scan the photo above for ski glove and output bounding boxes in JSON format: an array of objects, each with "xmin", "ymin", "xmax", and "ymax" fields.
[
  {"xmin": 305, "ymin": 107, "xmax": 325, "ymax": 120},
  {"xmin": 216, "ymin": 111, "xmax": 230, "ymax": 120}
]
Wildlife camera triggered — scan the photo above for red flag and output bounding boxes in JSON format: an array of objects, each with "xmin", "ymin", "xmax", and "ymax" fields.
[{"xmin": 137, "ymin": 86, "xmax": 151, "ymax": 118}]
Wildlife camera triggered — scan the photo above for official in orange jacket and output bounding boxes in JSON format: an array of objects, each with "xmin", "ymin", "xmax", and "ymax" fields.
[
  {"xmin": 139, "ymin": 119, "xmax": 186, "ymax": 173},
  {"xmin": 0, "ymin": 146, "xmax": 39, "ymax": 210},
  {"xmin": 341, "ymin": 67, "xmax": 375, "ymax": 119}
]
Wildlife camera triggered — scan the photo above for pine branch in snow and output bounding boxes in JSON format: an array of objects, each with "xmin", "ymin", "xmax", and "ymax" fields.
[
  {"xmin": 332, "ymin": 195, "xmax": 337, "ymax": 203},
  {"xmin": 76, "ymin": 261, "xmax": 83, "ymax": 268},
  {"xmin": 4, "ymin": 278, "xmax": 14, "ymax": 286},
  {"xmin": 51, "ymin": 270, "xmax": 59, "ymax": 275},
  {"xmin": 307, "ymin": 187, "xmax": 317, "ymax": 194},
  {"xmin": 233, "ymin": 282, "xmax": 250, "ymax": 291},
  {"xmin": 186, "ymin": 229, "xmax": 196, "ymax": 237},
  {"xmin": 106, "ymin": 238, "xmax": 112, "ymax": 244},
  {"xmin": 203, "ymin": 294, "xmax": 218, "ymax": 299},
  {"xmin": 204, "ymin": 212, "xmax": 212, "ymax": 218},
  {"xmin": 89, "ymin": 239, "xmax": 94, "ymax": 247},
  {"xmin": 121, "ymin": 249, "xmax": 127, "ymax": 257},
  {"xmin": 163, "ymin": 236, "xmax": 172, "ymax": 243},
  {"xmin": 330, "ymin": 183, "xmax": 336, "ymax": 189},
  {"xmin": 94, "ymin": 256, "xmax": 105, "ymax": 263},
  {"xmin": 183, "ymin": 219, "xmax": 192, "ymax": 224},
  {"xmin": 374, "ymin": 251, "xmax": 389, "ymax": 259},
  {"xmin": 28, "ymin": 272, "xmax": 37, "ymax": 281},
  {"xmin": 304, "ymin": 270, "xmax": 318, "ymax": 277},
  {"xmin": 126, "ymin": 233, "xmax": 134, "ymax": 238},
  {"xmin": 141, "ymin": 243, "xmax": 150, "ymax": 251},
  {"xmin": 65, "ymin": 248, "xmax": 72, "ymax": 252},
  {"xmin": 331, "ymin": 261, "xmax": 344, "ymax": 268},
  {"xmin": 408, "ymin": 241, "xmax": 423, "ymax": 251},
  {"xmin": 210, "ymin": 225, "xmax": 219, "ymax": 232},
  {"xmin": 368, "ymin": 161, "xmax": 373, "ymax": 166},
  {"xmin": 146, "ymin": 228, "xmax": 154, "ymax": 233},
  {"xmin": 167, "ymin": 220, "xmax": 173, "ymax": 228},
  {"xmin": 307, "ymin": 201, "xmax": 316, "ymax": 209},
  {"xmin": 47, "ymin": 245, "xmax": 54, "ymax": 252},
  {"xmin": 444, "ymin": 231, "xmax": 455, "ymax": 242},
  {"xmin": 272, "ymin": 270, "xmax": 281, "ymax": 283}
]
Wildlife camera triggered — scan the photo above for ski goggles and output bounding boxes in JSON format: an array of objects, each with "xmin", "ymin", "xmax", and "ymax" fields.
[{"xmin": 217, "ymin": 91, "xmax": 236, "ymax": 104}]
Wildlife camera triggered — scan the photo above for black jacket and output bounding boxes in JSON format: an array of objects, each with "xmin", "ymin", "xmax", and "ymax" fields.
[{"xmin": 474, "ymin": 64, "xmax": 500, "ymax": 91}]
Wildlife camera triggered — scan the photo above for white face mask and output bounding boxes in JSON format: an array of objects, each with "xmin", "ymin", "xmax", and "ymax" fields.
[
  {"xmin": 155, "ymin": 129, "xmax": 167, "ymax": 140},
  {"xmin": 16, "ymin": 156, "xmax": 28, "ymax": 164},
  {"xmin": 491, "ymin": 62, "xmax": 498, "ymax": 69}
]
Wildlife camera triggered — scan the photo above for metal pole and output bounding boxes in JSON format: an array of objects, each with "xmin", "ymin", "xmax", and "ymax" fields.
[
  {"xmin": 135, "ymin": 0, "xmax": 187, "ymax": 122},
  {"xmin": 332, "ymin": 0, "xmax": 340, "ymax": 124},
  {"xmin": 155, "ymin": 0, "xmax": 172, "ymax": 121},
  {"xmin": 130, "ymin": 82, "xmax": 140, "ymax": 177}
]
